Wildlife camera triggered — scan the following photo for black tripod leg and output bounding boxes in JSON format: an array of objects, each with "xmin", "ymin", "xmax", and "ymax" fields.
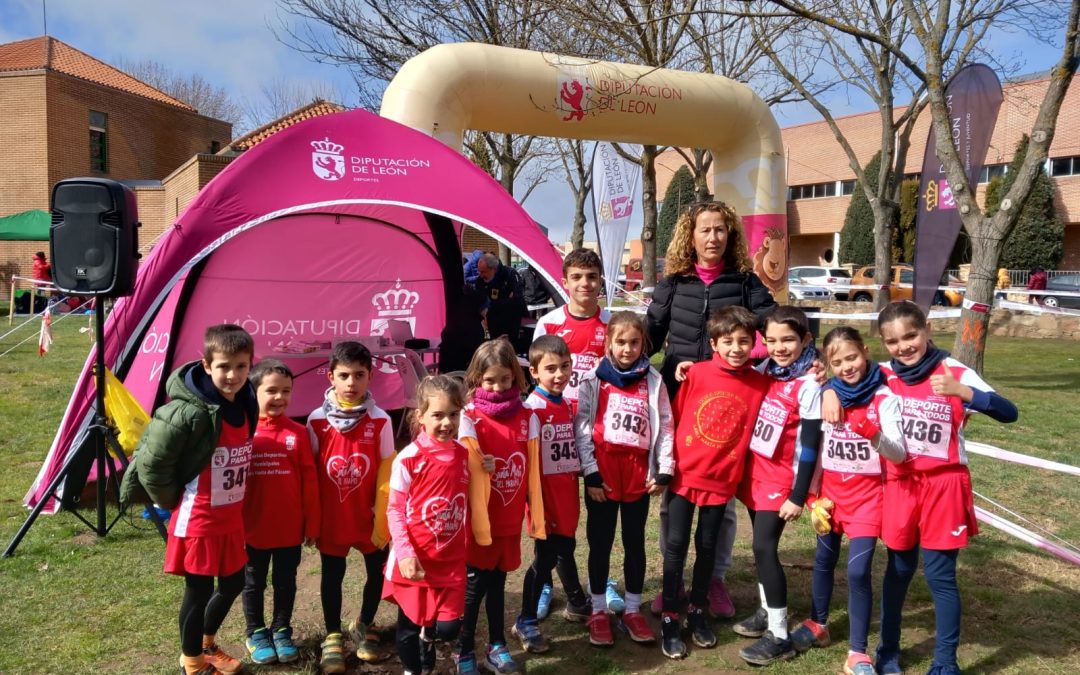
[{"xmin": 3, "ymin": 431, "xmax": 87, "ymax": 557}]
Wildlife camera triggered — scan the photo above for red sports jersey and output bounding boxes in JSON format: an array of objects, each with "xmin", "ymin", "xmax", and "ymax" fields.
[
  {"xmin": 591, "ymin": 376, "xmax": 652, "ymax": 502},
  {"xmin": 524, "ymin": 391, "xmax": 581, "ymax": 537},
  {"xmin": 742, "ymin": 374, "xmax": 821, "ymax": 492},
  {"xmin": 533, "ymin": 306, "xmax": 609, "ymax": 401},
  {"xmin": 882, "ymin": 358, "xmax": 990, "ymax": 475},
  {"xmin": 385, "ymin": 437, "xmax": 470, "ymax": 589},
  {"xmin": 171, "ymin": 421, "xmax": 252, "ymax": 538},
  {"xmin": 308, "ymin": 406, "xmax": 395, "ymax": 550},
  {"xmin": 671, "ymin": 358, "xmax": 770, "ymax": 506},
  {"xmin": 459, "ymin": 405, "xmax": 536, "ymax": 538},
  {"xmin": 243, "ymin": 415, "xmax": 320, "ymax": 550}
]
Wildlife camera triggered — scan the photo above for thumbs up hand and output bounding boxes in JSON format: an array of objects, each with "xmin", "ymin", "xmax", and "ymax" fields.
[{"xmin": 930, "ymin": 366, "xmax": 973, "ymax": 401}]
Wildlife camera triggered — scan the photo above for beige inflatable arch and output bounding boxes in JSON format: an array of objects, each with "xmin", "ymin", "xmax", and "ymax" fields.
[{"xmin": 381, "ymin": 43, "xmax": 788, "ymax": 294}]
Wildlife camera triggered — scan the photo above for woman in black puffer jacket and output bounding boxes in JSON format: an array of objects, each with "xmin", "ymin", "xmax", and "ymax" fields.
[
  {"xmin": 647, "ymin": 201, "xmax": 777, "ymax": 396},
  {"xmin": 644, "ymin": 200, "xmax": 777, "ymax": 620}
]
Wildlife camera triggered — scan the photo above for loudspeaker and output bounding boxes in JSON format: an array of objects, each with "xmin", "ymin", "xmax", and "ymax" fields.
[{"xmin": 50, "ymin": 178, "xmax": 140, "ymax": 296}]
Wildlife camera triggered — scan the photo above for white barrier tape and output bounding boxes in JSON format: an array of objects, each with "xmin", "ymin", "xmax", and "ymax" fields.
[
  {"xmin": 803, "ymin": 308, "xmax": 962, "ymax": 320},
  {"xmin": 975, "ymin": 490, "xmax": 1080, "ymax": 554},
  {"xmin": 975, "ymin": 506, "xmax": 1080, "ymax": 567},
  {"xmin": 966, "ymin": 441, "xmax": 1080, "ymax": 476},
  {"xmin": 996, "ymin": 299, "xmax": 1080, "ymax": 317},
  {"xmin": 993, "ymin": 287, "xmax": 1080, "ymax": 298},
  {"xmin": 9, "ymin": 275, "xmax": 57, "ymax": 290},
  {"xmin": 962, "ymin": 297, "xmax": 992, "ymax": 313}
]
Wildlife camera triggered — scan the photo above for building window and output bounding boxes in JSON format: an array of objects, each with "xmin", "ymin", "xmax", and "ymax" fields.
[
  {"xmin": 978, "ymin": 163, "xmax": 1007, "ymax": 183},
  {"xmin": 89, "ymin": 111, "xmax": 107, "ymax": 173},
  {"xmin": 1050, "ymin": 156, "xmax": 1079, "ymax": 177},
  {"xmin": 841, "ymin": 180, "xmax": 856, "ymax": 195},
  {"xmin": 788, "ymin": 181, "xmax": 840, "ymax": 200},
  {"xmin": 210, "ymin": 140, "xmax": 221, "ymax": 154}
]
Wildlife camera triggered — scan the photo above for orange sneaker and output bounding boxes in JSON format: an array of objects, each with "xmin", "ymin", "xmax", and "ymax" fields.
[{"xmin": 202, "ymin": 643, "xmax": 244, "ymax": 674}]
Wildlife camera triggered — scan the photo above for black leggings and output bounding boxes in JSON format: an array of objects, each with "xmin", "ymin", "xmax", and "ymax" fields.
[
  {"xmin": 242, "ymin": 545, "xmax": 302, "ymax": 635},
  {"xmin": 520, "ymin": 534, "xmax": 587, "ymax": 620},
  {"xmin": 459, "ymin": 566, "xmax": 508, "ymax": 653},
  {"xmin": 179, "ymin": 570, "xmax": 245, "ymax": 656},
  {"xmin": 320, "ymin": 548, "xmax": 388, "ymax": 634},
  {"xmin": 662, "ymin": 492, "xmax": 728, "ymax": 610},
  {"xmin": 585, "ymin": 493, "xmax": 650, "ymax": 597},
  {"xmin": 397, "ymin": 607, "xmax": 462, "ymax": 673},
  {"xmin": 748, "ymin": 508, "xmax": 788, "ymax": 608}
]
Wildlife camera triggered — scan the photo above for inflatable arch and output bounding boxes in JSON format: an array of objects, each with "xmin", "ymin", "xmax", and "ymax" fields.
[{"xmin": 381, "ymin": 43, "xmax": 789, "ymax": 293}]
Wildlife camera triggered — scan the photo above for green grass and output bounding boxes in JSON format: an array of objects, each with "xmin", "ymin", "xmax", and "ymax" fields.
[{"xmin": 0, "ymin": 319, "xmax": 1077, "ymax": 674}]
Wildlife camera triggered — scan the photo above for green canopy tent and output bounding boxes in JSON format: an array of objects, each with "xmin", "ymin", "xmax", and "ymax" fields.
[{"xmin": 0, "ymin": 210, "xmax": 50, "ymax": 241}]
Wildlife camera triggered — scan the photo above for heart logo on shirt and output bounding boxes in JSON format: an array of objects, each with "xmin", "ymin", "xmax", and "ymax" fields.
[
  {"xmin": 422, "ymin": 494, "xmax": 466, "ymax": 550},
  {"xmin": 327, "ymin": 453, "xmax": 371, "ymax": 503},
  {"xmin": 491, "ymin": 452, "xmax": 526, "ymax": 507}
]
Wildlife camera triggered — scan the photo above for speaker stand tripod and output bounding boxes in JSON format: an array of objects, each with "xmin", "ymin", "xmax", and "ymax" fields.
[{"xmin": 4, "ymin": 299, "xmax": 166, "ymax": 557}]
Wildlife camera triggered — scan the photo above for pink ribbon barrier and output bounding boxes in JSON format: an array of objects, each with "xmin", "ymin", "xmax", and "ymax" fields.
[
  {"xmin": 975, "ymin": 506, "xmax": 1080, "ymax": 567},
  {"xmin": 966, "ymin": 441, "xmax": 1080, "ymax": 476}
]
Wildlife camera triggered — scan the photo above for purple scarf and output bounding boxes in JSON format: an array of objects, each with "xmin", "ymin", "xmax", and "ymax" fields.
[{"xmin": 471, "ymin": 386, "xmax": 523, "ymax": 418}]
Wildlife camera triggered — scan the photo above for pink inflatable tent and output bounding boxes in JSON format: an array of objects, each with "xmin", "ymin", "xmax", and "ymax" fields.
[{"xmin": 26, "ymin": 108, "xmax": 565, "ymax": 512}]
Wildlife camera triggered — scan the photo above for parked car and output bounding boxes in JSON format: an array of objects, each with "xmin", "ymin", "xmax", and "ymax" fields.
[
  {"xmin": 789, "ymin": 266, "xmax": 852, "ymax": 300},
  {"xmin": 1042, "ymin": 274, "xmax": 1080, "ymax": 309},
  {"xmin": 787, "ymin": 271, "xmax": 832, "ymax": 301},
  {"xmin": 623, "ymin": 257, "xmax": 665, "ymax": 292},
  {"xmin": 849, "ymin": 264, "xmax": 964, "ymax": 306}
]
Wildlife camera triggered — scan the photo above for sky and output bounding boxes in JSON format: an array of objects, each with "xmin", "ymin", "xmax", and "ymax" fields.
[{"xmin": 0, "ymin": 0, "xmax": 1068, "ymax": 244}]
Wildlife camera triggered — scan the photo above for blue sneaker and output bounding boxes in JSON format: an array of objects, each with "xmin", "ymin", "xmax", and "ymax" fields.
[
  {"xmin": 512, "ymin": 615, "xmax": 550, "ymax": 653},
  {"xmin": 874, "ymin": 645, "xmax": 902, "ymax": 675},
  {"xmin": 536, "ymin": 583, "xmax": 553, "ymax": 621},
  {"xmin": 272, "ymin": 626, "xmax": 299, "ymax": 664},
  {"xmin": 483, "ymin": 642, "xmax": 520, "ymax": 673},
  {"xmin": 245, "ymin": 627, "xmax": 277, "ymax": 664},
  {"xmin": 605, "ymin": 578, "xmax": 625, "ymax": 615},
  {"xmin": 455, "ymin": 650, "xmax": 480, "ymax": 675},
  {"xmin": 925, "ymin": 663, "xmax": 962, "ymax": 675}
]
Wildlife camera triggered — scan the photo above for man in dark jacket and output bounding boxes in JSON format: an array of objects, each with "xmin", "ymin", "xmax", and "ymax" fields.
[{"xmin": 474, "ymin": 253, "xmax": 527, "ymax": 350}]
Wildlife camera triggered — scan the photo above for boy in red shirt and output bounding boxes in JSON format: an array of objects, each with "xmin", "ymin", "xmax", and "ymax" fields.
[
  {"xmin": 241, "ymin": 359, "xmax": 319, "ymax": 665},
  {"xmin": 659, "ymin": 307, "xmax": 771, "ymax": 659},
  {"xmin": 512, "ymin": 335, "xmax": 590, "ymax": 654},
  {"xmin": 120, "ymin": 324, "xmax": 259, "ymax": 675},
  {"xmin": 307, "ymin": 342, "xmax": 396, "ymax": 673},
  {"xmin": 532, "ymin": 248, "xmax": 613, "ymax": 618}
]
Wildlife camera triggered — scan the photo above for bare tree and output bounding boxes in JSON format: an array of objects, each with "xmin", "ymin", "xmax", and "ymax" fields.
[
  {"xmin": 240, "ymin": 77, "xmax": 346, "ymax": 131},
  {"xmin": 276, "ymin": 0, "xmax": 558, "ymax": 263},
  {"xmin": 117, "ymin": 58, "xmax": 243, "ymax": 126},
  {"xmin": 763, "ymin": 0, "xmax": 1080, "ymax": 371},
  {"xmin": 554, "ymin": 139, "xmax": 593, "ymax": 249}
]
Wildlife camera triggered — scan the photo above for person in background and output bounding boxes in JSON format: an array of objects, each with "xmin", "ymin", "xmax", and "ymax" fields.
[
  {"xmin": 32, "ymin": 251, "xmax": 51, "ymax": 282},
  {"xmin": 1026, "ymin": 267, "xmax": 1047, "ymax": 305},
  {"xmin": 475, "ymin": 254, "xmax": 528, "ymax": 352}
]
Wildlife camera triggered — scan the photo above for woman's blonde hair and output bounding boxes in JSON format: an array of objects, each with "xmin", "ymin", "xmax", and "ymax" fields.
[
  {"xmin": 410, "ymin": 374, "xmax": 466, "ymax": 437},
  {"xmin": 665, "ymin": 201, "xmax": 753, "ymax": 276},
  {"xmin": 463, "ymin": 337, "xmax": 529, "ymax": 395}
]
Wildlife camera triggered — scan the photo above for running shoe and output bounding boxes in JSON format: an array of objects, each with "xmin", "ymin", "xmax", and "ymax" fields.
[
  {"xmin": 319, "ymin": 633, "xmax": 346, "ymax": 674},
  {"xmin": 650, "ymin": 583, "xmax": 686, "ymax": 616},
  {"xmin": 874, "ymin": 644, "xmax": 903, "ymax": 675},
  {"xmin": 618, "ymin": 611, "xmax": 656, "ymax": 643},
  {"xmin": 562, "ymin": 595, "xmax": 591, "ymax": 622},
  {"xmin": 272, "ymin": 627, "xmax": 299, "ymax": 664},
  {"xmin": 202, "ymin": 643, "xmax": 243, "ymax": 674},
  {"xmin": 707, "ymin": 578, "xmax": 736, "ymax": 618},
  {"xmin": 790, "ymin": 619, "xmax": 831, "ymax": 652},
  {"xmin": 482, "ymin": 642, "xmax": 520, "ymax": 674},
  {"xmin": 733, "ymin": 607, "xmax": 768, "ymax": 638},
  {"xmin": 586, "ymin": 612, "xmax": 615, "ymax": 647},
  {"xmin": 245, "ymin": 628, "xmax": 277, "ymax": 665},
  {"xmin": 347, "ymin": 619, "xmax": 385, "ymax": 663},
  {"xmin": 511, "ymin": 615, "xmax": 550, "ymax": 653},
  {"xmin": 738, "ymin": 630, "xmax": 796, "ymax": 666},
  {"xmin": 845, "ymin": 652, "xmax": 876, "ymax": 675},
  {"xmin": 660, "ymin": 613, "xmax": 686, "ymax": 660},
  {"xmin": 605, "ymin": 578, "xmax": 625, "ymax": 614},
  {"xmin": 455, "ymin": 650, "xmax": 480, "ymax": 675},
  {"xmin": 687, "ymin": 605, "xmax": 717, "ymax": 648}
]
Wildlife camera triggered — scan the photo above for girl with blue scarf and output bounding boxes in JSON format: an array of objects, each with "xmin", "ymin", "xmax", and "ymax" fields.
[{"xmin": 788, "ymin": 326, "xmax": 907, "ymax": 675}]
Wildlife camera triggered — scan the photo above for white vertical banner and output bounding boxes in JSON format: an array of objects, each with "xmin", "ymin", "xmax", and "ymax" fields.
[{"xmin": 591, "ymin": 142, "xmax": 642, "ymax": 306}]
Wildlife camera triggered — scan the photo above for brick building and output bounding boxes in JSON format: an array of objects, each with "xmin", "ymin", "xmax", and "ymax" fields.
[
  {"xmin": 656, "ymin": 72, "xmax": 1080, "ymax": 269},
  {"xmin": 0, "ymin": 35, "xmax": 232, "ymax": 292}
]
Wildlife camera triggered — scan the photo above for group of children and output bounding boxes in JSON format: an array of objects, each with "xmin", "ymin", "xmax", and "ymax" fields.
[{"xmin": 125, "ymin": 248, "xmax": 1017, "ymax": 675}]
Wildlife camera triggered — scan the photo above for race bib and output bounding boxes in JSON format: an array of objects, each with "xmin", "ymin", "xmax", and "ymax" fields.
[
  {"xmin": 566, "ymin": 353, "xmax": 600, "ymax": 401},
  {"xmin": 210, "ymin": 440, "xmax": 252, "ymax": 507},
  {"xmin": 821, "ymin": 422, "xmax": 881, "ymax": 474},
  {"xmin": 541, "ymin": 420, "xmax": 580, "ymax": 475},
  {"xmin": 602, "ymin": 392, "xmax": 650, "ymax": 449},
  {"xmin": 900, "ymin": 398, "xmax": 953, "ymax": 461},
  {"xmin": 749, "ymin": 399, "xmax": 788, "ymax": 458}
]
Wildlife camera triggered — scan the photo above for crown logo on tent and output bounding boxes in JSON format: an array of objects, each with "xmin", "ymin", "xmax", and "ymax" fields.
[
  {"xmin": 311, "ymin": 138, "xmax": 344, "ymax": 155},
  {"xmin": 372, "ymin": 279, "xmax": 420, "ymax": 317}
]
